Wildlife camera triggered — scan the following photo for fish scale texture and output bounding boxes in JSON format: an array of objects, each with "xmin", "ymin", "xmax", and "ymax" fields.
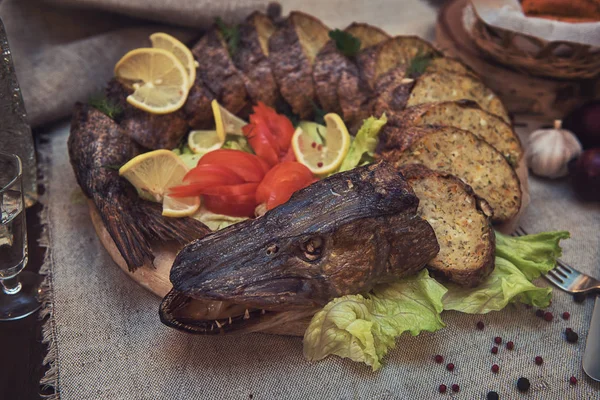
[{"xmin": 40, "ymin": 118, "xmax": 600, "ymax": 399}]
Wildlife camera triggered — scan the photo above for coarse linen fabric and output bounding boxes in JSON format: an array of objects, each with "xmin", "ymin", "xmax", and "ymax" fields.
[{"xmin": 6, "ymin": 0, "xmax": 599, "ymax": 398}]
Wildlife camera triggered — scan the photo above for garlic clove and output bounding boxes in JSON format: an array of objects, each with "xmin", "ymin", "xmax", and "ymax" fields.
[{"xmin": 526, "ymin": 120, "xmax": 583, "ymax": 179}]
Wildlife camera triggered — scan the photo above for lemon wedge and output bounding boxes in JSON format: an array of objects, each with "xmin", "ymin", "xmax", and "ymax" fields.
[
  {"xmin": 119, "ymin": 149, "xmax": 199, "ymax": 217},
  {"xmin": 149, "ymin": 32, "xmax": 196, "ymax": 89},
  {"xmin": 292, "ymin": 113, "xmax": 351, "ymax": 176},
  {"xmin": 114, "ymin": 48, "xmax": 189, "ymax": 114},
  {"xmin": 188, "ymin": 129, "xmax": 224, "ymax": 154},
  {"xmin": 211, "ymin": 100, "xmax": 247, "ymax": 141}
]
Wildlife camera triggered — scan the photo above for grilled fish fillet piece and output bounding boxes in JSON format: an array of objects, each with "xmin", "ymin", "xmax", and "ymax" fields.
[
  {"xmin": 399, "ymin": 164, "xmax": 495, "ymax": 287},
  {"xmin": 268, "ymin": 11, "xmax": 330, "ymax": 118},
  {"xmin": 370, "ymin": 67, "xmax": 413, "ymax": 120},
  {"xmin": 105, "ymin": 79, "xmax": 189, "ymax": 150},
  {"xmin": 397, "ymin": 101, "xmax": 523, "ymax": 166},
  {"xmin": 406, "ymin": 71, "xmax": 510, "ymax": 123},
  {"xmin": 233, "ymin": 12, "xmax": 279, "ymax": 107},
  {"xmin": 168, "ymin": 162, "xmax": 439, "ymax": 311},
  {"xmin": 68, "ymin": 104, "xmax": 210, "ymax": 270},
  {"xmin": 184, "ymin": 74, "xmax": 216, "ymax": 129},
  {"xmin": 192, "ymin": 28, "xmax": 251, "ymax": 116},
  {"xmin": 380, "ymin": 125, "xmax": 521, "ymax": 222}
]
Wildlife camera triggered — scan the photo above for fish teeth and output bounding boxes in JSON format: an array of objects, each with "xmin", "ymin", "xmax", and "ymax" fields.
[
  {"xmin": 229, "ymin": 316, "xmax": 232, "ymax": 325},
  {"xmin": 215, "ymin": 320, "xmax": 223, "ymax": 328},
  {"xmin": 244, "ymin": 309, "xmax": 250, "ymax": 320},
  {"xmin": 261, "ymin": 309, "xmax": 266, "ymax": 315}
]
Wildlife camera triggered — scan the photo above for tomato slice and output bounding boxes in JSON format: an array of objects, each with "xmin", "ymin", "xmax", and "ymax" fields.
[
  {"xmin": 183, "ymin": 164, "xmax": 245, "ymax": 185},
  {"xmin": 198, "ymin": 149, "xmax": 268, "ymax": 182},
  {"xmin": 169, "ymin": 183, "xmax": 210, "ymax": 198},
  {"xmin": 200, "ymin": 182, "xmax": 259, "ymax": 197},
  {"xmin": 253, "ymin": 102, "xmax": 295, "ymax": 157},
  {"xmin": 203, "ymin": 194, "xmax": 257, "ymax": 217},
  {"xmin": 243, "ymin": 121, "xmax": 279, "ymax": 166},
  {"xmin": 256, "ymin": 162, "xmax": 316, "ymax": 210}
]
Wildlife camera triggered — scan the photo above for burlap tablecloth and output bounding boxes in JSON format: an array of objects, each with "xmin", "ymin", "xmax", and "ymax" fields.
[{"xmin": 3, "ymin": 0, "xmax": 599, "ymax": 398}]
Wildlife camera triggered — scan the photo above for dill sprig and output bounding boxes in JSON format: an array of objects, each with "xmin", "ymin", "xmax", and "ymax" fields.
[
  {"xmin": 215, "ymin": 17, "xmax": 240, "ymax": 57},
  {"xmin": 89, "ymin": 93, "xmax": 123, "ymax": 120}
]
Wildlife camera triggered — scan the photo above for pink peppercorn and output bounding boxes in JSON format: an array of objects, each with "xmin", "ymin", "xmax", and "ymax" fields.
[
  {"xmin": 477, "ymin": 321, "xmax": 485, "ymax": 330},
  {"xmin": 563, "ymin": 312, "xmax": 570, "ymax": 320},
  {"xmin": 506, "ymin": 341, "xmax": 515, "ymax": 350},
  {"xmin": 494, "ymin": 336, "xmax": 502, "ymax": 344},
  {"xmin": 491, "ymin": 364, "xmax": 499, "ymax": 373},
  {"xmin": 535, "ymin": 356, "xmax": 543, "ymax": 365},
  {"xmin": 439, "ymin": 384, "xmax": 447, "ymax": 393},
  {"xmin": 452, "ymin": 384, "xmax": 460, "ymax": 392},
  {"xmin": 447, "ymin": 363, "xmax": 455, "ymax": 372},
  {"xmin": 544, "ymin": 312, "xmax": 554, "ymax": 321},
  {"xmin": 434, "ymin": 355, "xmax": 444, "ymax": 363},
  {"xmin": 491, "ymin": 346, "xmax": 499, "ymax": 354},
  {"xmin": 570, "ymin": 376, "xmax": 578, "ymax": 385}
]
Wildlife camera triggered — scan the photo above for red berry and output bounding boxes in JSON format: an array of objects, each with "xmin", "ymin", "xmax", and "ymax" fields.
[
  {"xmin": 535, "ymin": 356, "xmax": 543, "ymax": 365},
  {"xmin": 570, "ymin": 376, "xmax": 577, "ymax": 385},
  {"xmin": 544, "ymin": 312, "xmax": 553, "ymax": 321},
  {"xmin": 494, "ymin": 336, "xmax": 502, "ymax": 344},
  {"xmin": 439, "ymin": 384, "xmax": 447, "ymax": 393},
  {"xmin": 562, "ymin": 312, "xmax": 570, "ymax": 320},
  {"xmin": 491, "ymin": 346, "xmax": 498, "ymax": 354},
  {"xmin": 434, "ymin": 354, "xmax": 443, "ymax": 363},
  {"xmin": 535, "ymin": 309, "xmax": 544, "ymax": 317},
  {"xmin": 446, "ymin": 363, "xmax": 455, "ymax": 371},
  {"xmin": 477, "ymin": 321, "xmax": 485, "ymax": 330},
  {"xmin": 491, "ymin": 364, "xmax": 500, "ymax": 373},
  {"xmin": 452, "ymin": 384, "xmax": 460, "ymax": 392},
  {"xmin": 506, "ymin": 341, "xmax": 515, "ymax": 350}
]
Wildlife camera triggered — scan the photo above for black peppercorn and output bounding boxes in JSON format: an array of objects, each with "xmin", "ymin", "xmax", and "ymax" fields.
[
  {"xmin": 573, "ymin": 293, "xmax": 586, "ymax": 303},
  {"xmin": 566, "ymin": 329, "xmax": 579, "ymax": 343},
  {"xmin": 487, "ymin": 391, "xmax": 499, "ymax": 400},
  {"xmin": 517, "ymin": 377, "xmax": 530, "ymax": 392}
]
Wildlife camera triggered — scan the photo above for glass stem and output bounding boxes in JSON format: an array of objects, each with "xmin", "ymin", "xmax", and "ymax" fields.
[{"xmin": 1, "ymin": 276, "xmax": 22, "ymax": 295}]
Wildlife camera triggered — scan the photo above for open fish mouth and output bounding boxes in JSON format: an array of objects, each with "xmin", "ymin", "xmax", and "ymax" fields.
[{"xmin": 160, "ymin": 290, "xmax": 318, "ymax": 335}]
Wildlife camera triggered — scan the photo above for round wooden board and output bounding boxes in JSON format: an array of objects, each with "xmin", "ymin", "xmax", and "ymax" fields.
[{"xmin": 435, "ymin": 0, "xmax": 600, "ymax": 120}]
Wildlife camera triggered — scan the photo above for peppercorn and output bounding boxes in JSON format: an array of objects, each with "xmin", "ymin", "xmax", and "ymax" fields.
[
  {"xmin": 535, "ymin": 309, "xmax": 544, "ymax": 317},
  {"xmin": 439, "ymin": 384, "xmax": 447, "ymax": 393},
  {"xmin": 494, "ymin": 336, "xmax": 502, "ymax": 344},
  {"xmin": 446, "ymin": 363, "xmax": 455, "ymax": 372},
  {"xmin": 573, "ymin": 293, "xmax": 586, "ymax": 303},
  {"xmin": 451, "ymin": 384, "xmax": 460, "ymax": 393},
  {"xmin": 566, "ymin": 327, "xmax": 573, "ymax": 333},
  {"xmin": 570, "ymin": 376, "xmax": 577, "ymax": 385},
  {"xmin": 491, "ymin": 346, "xmax": 498, "ymax": 354},
  {"xmin": 491, "ymin": 364, "xmax": 499, "ymax": 373},
  {"xmin": 477, "ymin": 321, "xmax": 485, "ymax": 330},
  {"xmin": 544, "ymin": 312, "xmax": 553, "ymax": 322},
  {"xmin": 487, "ymin": 391, "xmax": 499, "ymax": 400},
  {"xmin": 506, "ymin": 341, "xmax": 514, "ymax": 350},
  {"xmin": 562, "ymin": 312, "xmax": 570, "ymax": 320},
  {"xmin": 535, "ymin": 356, "xmax": 543, "ymax": 365},
  {"xmin": 434, "ymin": 354, "xmax": 444, "ymax": 363},
  {"xmin": 517, "ymin": 377, "xmax": 530, "ymax": 392},
  {"xmin": 566, "ymin": 329, "xmax": 579, "ymax": 343}
]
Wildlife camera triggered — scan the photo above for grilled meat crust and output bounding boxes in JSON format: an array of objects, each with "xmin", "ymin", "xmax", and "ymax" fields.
[
  {"xmin": 406, "ymin": 71, "xmax": 510, "ymax": 123},
  {"xmin": 370, "ymin": 67, "xmax": 413, "ymax": 120},
  {"xmin": 268, "ymin": 11, "xmax": 330, "ymax": 119},
  {"xmin": 233, "ymin": 12, "xmax": 279, "ymax": 107},
  {"xmin": 105, "ymin": 79, "xmax": 189, "ymax": 150},
  {"xmin": 192, "ymin": 28, "xmax": 251, "ymax": 116},
  {"xmin": 313, "ymin": 41, "xmax": 349, "ymax": 115},
  {"xmin": 380, "ymin": 125, "xmax": 521, "ymax": 222},
  {"xmin": 397, "ymin": 101, "xmax": 523, "ymax": 166},
  {"xmin": 184, "ymin": 75, "xmax": 216, "ymax": 129},
  {"xmin": 399, "ymin": 164, "xmax": 495, "ymax": 287}
]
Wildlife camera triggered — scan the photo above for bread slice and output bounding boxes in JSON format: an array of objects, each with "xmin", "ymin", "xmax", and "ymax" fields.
[
  {"xmin": 373, "ymin": 36, "xmax": 439, "ymax": 80},
  {"xmin": 400, "ymin": 164, "xmax": 495, "ymax": 286},
  {"xmin": 397, "ymin": 101, "xmax": 523, "ymax": 166},
  {"xmin": 406, "ymin": 71, "xmax": 510, "ymax": 123},
  {"xmin": 268, "ymin": 11, "xmax": 330, "ymax": 118},
  {"xmin": 380, "ymin": 125, "xmax": 521, "ymax": 222},
  {"xmin": 192, "ymin": 28, "xmax": 250, "ymax": 116},
  {"xmin": 425, "ymin": 57, "xmax": 476, "ymax": 78},
  {"xmin": 232, "ymin": 12, "xmax": 279, "ymax": 107}
]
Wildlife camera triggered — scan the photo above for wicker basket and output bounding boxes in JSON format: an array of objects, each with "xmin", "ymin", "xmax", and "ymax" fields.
[{"xmin": 469, "ymin": 7, "xmax": 600, "ymax": 80}]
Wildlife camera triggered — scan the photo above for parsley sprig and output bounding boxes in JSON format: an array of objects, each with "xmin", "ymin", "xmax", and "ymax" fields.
[
  {"xmin": 215, "ymin": 17, "xmax": 240, "ymax": 57},
  {"xmin": 407, "ymin": 50, "xmax": 434, "ymax": 78},
  {"xmin": 89, "ymin": 93, "xmax": 122, "ymax": 120},
  {"xmin": 329, "ymin": 29, "xmax": 361, "ymax": 58}
]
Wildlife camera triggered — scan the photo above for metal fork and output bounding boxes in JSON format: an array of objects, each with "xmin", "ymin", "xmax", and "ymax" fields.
[{"xmin": 513, "ymin": 226, "xmax": 600, "ymax": 294}]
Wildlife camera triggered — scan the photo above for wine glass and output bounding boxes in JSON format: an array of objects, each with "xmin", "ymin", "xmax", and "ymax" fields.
[{"xmin": 0, "ymin": 151, "xmax": 43, "ymax": 320}]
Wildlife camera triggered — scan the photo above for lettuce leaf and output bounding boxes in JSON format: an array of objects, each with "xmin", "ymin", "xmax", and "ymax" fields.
[
  {"xmin": 338, "ymin": 115, "xmax": 387, "ymax": 172},
  {"xmin": 192, "ymin": 207, "xmax": 248, "ymax": 231},
  {"xmin": 303, "ymin": 269, "xmax": 446, "ymax": 370}
]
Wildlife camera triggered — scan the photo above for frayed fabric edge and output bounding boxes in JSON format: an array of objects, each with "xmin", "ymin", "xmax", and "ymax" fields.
[{"xmin": 37, "ymin": 134, "xmax": 60, "ymax": 400}]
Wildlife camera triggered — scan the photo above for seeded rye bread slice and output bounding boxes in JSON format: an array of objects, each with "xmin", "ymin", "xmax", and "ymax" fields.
[
  {"xmin": 399, "ymin": 164, "xmax": 495, "ymax": 287},
  {"xmin": 406, "ymin": 71, "xmax": 510, "ymax": 123},
  {"xmin": 380, "ymin": 125, "xmax": 521, "ymax": 223},
  {"xmin": 397, "ymin": 101, "xmax": 523, "ymax": 166},
  {"xmin": 268, "ymin": 11, "xmax": 330, "ymax": 119}
]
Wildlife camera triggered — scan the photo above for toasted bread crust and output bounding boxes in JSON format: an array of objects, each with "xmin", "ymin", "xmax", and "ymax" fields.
[{"xmin": 400, "ymin": 164, "xmax": 495, "ymax": 287}]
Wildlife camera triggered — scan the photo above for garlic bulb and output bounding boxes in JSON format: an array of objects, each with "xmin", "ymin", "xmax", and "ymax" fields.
[{"xmin": 526, "ymin": 120, "xmax": 583, "ymax": 178}]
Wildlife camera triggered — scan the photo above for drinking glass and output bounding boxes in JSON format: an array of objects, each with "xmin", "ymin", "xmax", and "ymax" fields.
[{"xmin": 0, "ymin": 151, "xmax": 43, "ymax": 320}]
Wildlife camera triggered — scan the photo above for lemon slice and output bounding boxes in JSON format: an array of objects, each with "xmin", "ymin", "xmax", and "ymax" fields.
[
  {"xmin": 188, "ymin": 130, "xmax": 224, "ymax": 154},
  {"xmin": 292, "ymin": 113, "xmax": 351, "ymax": 176},
  {"xmin": 150, "ymin": 32, "xmax": 196, "ymax": 89},
  {"xmin": 212, "ymin": 100, "xmax": 247, "ymax": 141},
  {"xmin": 119, "ymin": 149, "xmax": 199, "ymax": 217},
  {"xmin": 114, "ymin": 48, "xmax": 189, "ymax": 114}
]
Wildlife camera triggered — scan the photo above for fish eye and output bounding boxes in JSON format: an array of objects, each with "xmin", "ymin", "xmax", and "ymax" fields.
[
  {"xmin": 266, "ymin": 244, "xmax": 279, "ymax": 256},
  {"xmin": 300, "ymin": 236, "xmax": 323, "ymax": 262}
]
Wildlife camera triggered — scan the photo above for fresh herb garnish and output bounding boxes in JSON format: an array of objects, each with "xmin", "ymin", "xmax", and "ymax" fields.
[
  {"xmin": 329, "ymin": 29, "xmax": 361, "ymax": 58},
  {"xmin": 407, "ymin": 49, "xmax": 433, "ymax": 79},
  {"xmin": 315, "ymin": 127, "xmax": 327, "ymax": 146},
  {"xmin": 215, "ymin": 17, "xmax": 240, "ymax": 57},
  {"xmin": 89, "ymin": 93, "xmax": 122, "ymax": 120},
  {"xmin": 311, "ymin": 100, "xmax": 326, "ymax": 125},
  {"xmin": 275, "ymin": 101, "xmax": 300, "ymax": 127}
]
